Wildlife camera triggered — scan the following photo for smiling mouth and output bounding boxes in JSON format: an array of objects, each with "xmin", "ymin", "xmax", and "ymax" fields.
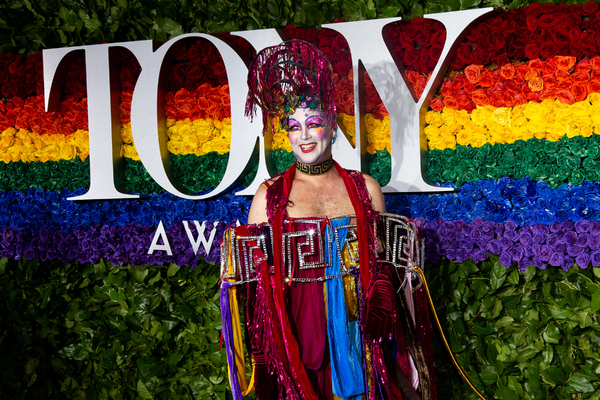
[{"xmin": 300, "ymin": 143, "xmax": 316, "ymax": 153}]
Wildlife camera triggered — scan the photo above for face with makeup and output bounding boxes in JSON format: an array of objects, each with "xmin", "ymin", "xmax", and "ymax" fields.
[{"xmin": 286, "ymin": 108, "xmax": 335, "ymax": 166}]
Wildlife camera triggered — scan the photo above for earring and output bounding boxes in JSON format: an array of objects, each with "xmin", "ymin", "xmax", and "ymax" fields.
[{"xmin": 332, "ymin": 134, "xmax": 337, "ymax": 144}]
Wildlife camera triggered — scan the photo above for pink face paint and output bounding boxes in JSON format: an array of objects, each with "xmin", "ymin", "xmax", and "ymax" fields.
[{"xmin": 286, "ymin": 108, "xmax": 334, "ymax": 167}]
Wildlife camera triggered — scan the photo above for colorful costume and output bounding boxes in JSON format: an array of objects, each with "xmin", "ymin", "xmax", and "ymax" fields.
[{"xmin": 220, "ymin": 162, "xmax": 438, "ymax": 399}]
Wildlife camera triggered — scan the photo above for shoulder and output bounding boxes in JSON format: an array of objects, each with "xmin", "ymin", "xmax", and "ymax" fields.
[
  {"xmin": 248, "ymin": 175, "xmax": 283, "ymax": 224},
  {"xmin": 247, "ymin": 184, "xmax": 269, "ymax": 224},
  {"xmin": 359, "ymin": 172, "xmax": 386, "ymax": 213}
]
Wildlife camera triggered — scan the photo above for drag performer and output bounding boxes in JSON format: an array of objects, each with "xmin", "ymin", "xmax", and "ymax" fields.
[{"xmin": 220, "ymin": 40, "xmax": 437, "ymax": 400}]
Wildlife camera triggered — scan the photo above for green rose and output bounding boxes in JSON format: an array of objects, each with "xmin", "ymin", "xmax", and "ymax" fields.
[
  {"xmin": 587, "ymin": 142, "xmax": 600, "ymax": 159},
  {"xmin": 570, "ymin": 169, "xmax": 585, "ymax": 186},
  {"xmin": 567, "ymin": 135, "xmax": 588, "ymax": 157},
  {"xmin": 544, "ymin": 140, "xmax": 559, "ymax": 154}
]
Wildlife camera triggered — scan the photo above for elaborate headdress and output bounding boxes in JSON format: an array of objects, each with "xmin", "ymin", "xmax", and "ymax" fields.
[{"xmin": 245, "ymin": 40, "xmax": 337, "ymax": 132}]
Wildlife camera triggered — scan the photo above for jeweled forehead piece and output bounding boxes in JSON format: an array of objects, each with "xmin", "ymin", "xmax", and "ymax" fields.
[{"xmin": 245, "ymin": 40, "xmax": 337, "ymax": 133}]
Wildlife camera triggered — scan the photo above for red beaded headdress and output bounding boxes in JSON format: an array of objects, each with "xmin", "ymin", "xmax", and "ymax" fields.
[{"xmin": 245, "ymin": 40, "xmax": 337, "ymax": 133}]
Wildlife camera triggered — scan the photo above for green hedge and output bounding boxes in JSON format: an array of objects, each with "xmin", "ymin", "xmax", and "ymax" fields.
[
  {"xmin": 0, "ymin": 257, "xmax": 227, "ymax": 399},
  {"xmin": 3, "ymin": 255, "xmax": 600, "ymax": 399},
  {"xmin": 429, "ymin": 257, "xmax": 600, "ymax": 399}
]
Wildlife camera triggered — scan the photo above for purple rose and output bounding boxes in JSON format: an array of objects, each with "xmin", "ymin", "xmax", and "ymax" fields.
[
  {"xmin": 564, "ymin": 231, "xmax": 577, "ymax": 246},
  {"xmin": 511, "ymin": 246, "xmax": 524, "ymax": 261},
  {"xmin": 576, "ymin": 252, "xmax": 590, "ymax": 269},
  {"xmin": 456, "ymin": 248, "xmax": 468, "ymax": 263},
  {"xmin": 518, "ymin": 257, "xmax": 532, "ymax": 271},
  {"xmin": 471, "ymin": 228, "xmax": 482, "ymax": 239},
  {"xmin": 533, "ymin": 224, "xmax": 549, "ymax": 235},
  {"xmin": 472, "ymin": 218, "xmax": 484, "ymax": 227},
  {"xmin": 500, "ymin": 237, "xmax": 513, "ymax": 251},
  {"xmin": 499, "ymin": 251, "xmax": 513, "ymax": 267},
  {"xmin": 555, "ymin": 243, "xmax": 567, "ymax": 254},
  {"xmin": 592, "ymin": 222, "xmax": 600, "ymax": 235},
  {"xmin": 462, "ymin": 224, "xmax": 473, "ymax": 237},
  {"xmin": 506, "ymin": 220, "xmax": 518, "ymax": 231},
  {"xmin": 538, "ymin": 245, "xmax": 552, "ymax": 262},
  {"xmin": 563, "ymin": 220, "xmax": 574, "ymax": 231},
  {"xmin": 519, "ymin": 231, "xmax": 532, "ymax": 245},
  {"xmin": 549, "ymin": 252, "xmax": 564, "ymax": 267},
  {"xmin": 486, "ymin": 239, "xmax": 502, "ymax": 254},
  {"xmin": 532, "ymin": 234, "xmax": 546, "ymax": 244},
  {"xmin": 575, "ymin": 220, "xmax": 591, "ymax": 233},
  {"xmin": 550, "ymin": 221, "xmax": 563, "ymax": 233},
  {"xmin": 547, "ymin": 234, "xmax": 561, "ymax": 247},
  {"xmin": 495, "ymin": 223, "xmax": 505, "ymax": 237},
  {"xmin": 577, "ymin": 233, "xmax": 590, "ymax": 247},
  {"xmin": 481, "ymin": 221, "xmax": 495, "ymax": 238},
  {"xmin": 567, "ymin": 245, "xmax": 583, "ymax": 257},
  {"xmin": 591, "ymin": 250, "xmax": 600, "ymax": 267},
  {"xmin": 445, "ymin": 247, "xmax": 457, "ymax": 260},
  {"xmin": 504, "ymin": 229, "xmax": 518, "ymax": 241}
]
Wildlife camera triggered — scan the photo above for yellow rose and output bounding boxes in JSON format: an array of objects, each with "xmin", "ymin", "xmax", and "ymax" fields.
[
  {"xmin": 201, "ymin": 141, "xmax": 214, "ymax": 154},
  {"xmin": 456, "ymin": 130, "xmax": 470, "ymax": 146},
  {"xmin": 167, "ymin": 141, "xmax": 184, "ymax": 155},
  {"xmin": 425, "ymin": 111, "xmax": 444, "ymax": 127},
  {"xmin": 588, "ymin": 92, "xmax": 600, "ymax": 105},
  {"xmin": 121, "ymin": 123, "xmax": 133, "ymax": 143},
  {"xmin": 2, "ymin": 151, "xmax": 12, "ymax": 163},
  {"xmin": 60, "ymin": 144, "xmax": 77, "ymax": 160},
  {"xmin": 491, "ymin": 108, "xmax": 511, "ymax": 126},
  {"xmin": 182, "ymin": 134, "xmax": 199, "ymax": 149}
]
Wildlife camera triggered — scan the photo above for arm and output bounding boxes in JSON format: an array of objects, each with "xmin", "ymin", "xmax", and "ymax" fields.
[
  {"xmin": 363, "ymin": 174, "xmax": 386, "ymax": 213},
  {"xmin": 247, "ymin": 183, "xmax": 269, "ymax": 224}
]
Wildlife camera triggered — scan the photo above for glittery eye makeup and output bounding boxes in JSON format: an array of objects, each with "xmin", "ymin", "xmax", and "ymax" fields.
[
  {"xmin": 287, "ymin": 119, "xmax": 301, "ymax": 131},
  {"xmin": 306, "ymin": 115, "xmax": 324, "ymax": 127}
]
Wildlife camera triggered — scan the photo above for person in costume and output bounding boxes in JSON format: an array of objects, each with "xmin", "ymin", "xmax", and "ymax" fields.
[{"xmin": 220, "ymin": 40, "xmax": 438, "ymax": 400}]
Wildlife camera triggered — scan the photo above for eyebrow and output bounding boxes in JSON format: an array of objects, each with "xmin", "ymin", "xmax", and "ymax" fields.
[
  {"xmin": 287, "ymin": 119, "xmax": 301, "ymax": 128},
  {"xmin": 306, "ymin": 115, "xmax": 324, "ymax": 124}
]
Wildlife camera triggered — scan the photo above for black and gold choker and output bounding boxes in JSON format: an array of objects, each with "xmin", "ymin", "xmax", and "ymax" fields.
[{"xmin": 296, "ymin": 157, "xmax": 334, "ymax": 175}]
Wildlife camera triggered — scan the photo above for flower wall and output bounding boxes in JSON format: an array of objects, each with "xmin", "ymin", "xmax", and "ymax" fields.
[{"xmin": 4, "ymin": 2, "xmax": 600, "ymax": 399}]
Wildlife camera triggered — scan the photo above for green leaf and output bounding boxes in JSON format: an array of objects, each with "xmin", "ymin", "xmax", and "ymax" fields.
[
  {"xmin": 508, "ymin": 375, "xmax": 524, "ymax": 398},
  {"xmin": 542, "ymin": 323, "xmax": 561, "ymax": 344},
  {"xmin": 494, "ymin": 386, "xmax": 518, "ymax": 400},
  {"xmin": 516, "ymin": 348, "xmax": 539, "ymax": 363},
  {"xmin": 541, "ymin": 365, "xmax": 567, "ymax": 387},
  {"xmin": 137, "ymin": 380, "xmax": 153, "ymax": 400},
  {"xmin": 167, "ymin": 264, "xmax": 180, "ymax": 277},
  {"xmin": 496, "ymin": 316, "xmax": 514, "ymax": 328},
  {"xmin": 565, "ymin": 372, "xmax": 595, "ymax": 394}
]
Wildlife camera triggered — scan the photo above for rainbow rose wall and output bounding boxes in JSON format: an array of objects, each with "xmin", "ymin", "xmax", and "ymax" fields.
[{"xmin": 2, "ymin": 1, "xmax": 600, "ymax": 399}]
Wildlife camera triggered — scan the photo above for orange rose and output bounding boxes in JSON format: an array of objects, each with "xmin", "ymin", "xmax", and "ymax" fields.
[
  {"xmin": 555, "ymin": 69, "xmax": 570, "ymax": 81},
  {"xmin": 542, "ymin": 59, "xmax": 557, "ymax": 76},
  {"xmin": 430, "ymin": 98, "xmax": 444, "ymax": 112},
  {"xmin": 524, "ymin": 68, "xmax": 539, "ymax": 81},
  {"xmin": 554, "ymin": 56, "xmax": 576, "ymax": 70},
  {"xmin": 572, "ymin": 71, "xmax": 590, "ymax": 83},
  {"xmin": 556, "ymin": 89, "xmax": 575, "ymax": 104},
  {"xmin": 464, "ymin": 65, "xmax": 482, "ymax": 84},
  {"xmin": 471, "ymin": 89, "xmax": 490, "ymax": 106},
  {"xmin": 528, "ymin": 77, "xmax": 544, "ymax": 92},
  {"xmin": 443, "ymin": 96, "xmax": 459, "ymax": 109},
  {"xmin": 587, "ymin": 80, "xmax": 600, "ymax": 94},
  {"xmin": 500, "ymin": 64, "xmax": 516, "ymax": 80},
  {"xmin": 590, "ymin": 56, "xmax": 600, "ymax": 70},
  {"xmin": 556, "ymin": 80, "xmax": 571, "ymax": 90},
  {"xmin": 478, "ymin": 71, "xmax": 494, "ymax": 87},
  {"xmin": 528, "ymin": 59, "xmax": 544, "ymax": 72},
  {"xmin": 572, "ymin": 83, "xmax": 587, "ymax": 102},
  {"xmin": 575, "ymin": 59, "xmax": 593, "ymax": 73},
  {"xmin": 542, "ymin": 75, "xmax": 557, "ymax": 88}
]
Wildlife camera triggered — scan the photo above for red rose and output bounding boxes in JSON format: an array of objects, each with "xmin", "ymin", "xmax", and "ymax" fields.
[
  {"xmin": 429, "ymin": 98, "xmax": 444, "ymax": 112},
  {"xmin": 524, "ymin": 43, "xmax": 539, "ymax": 59},
  {"xmin": 572, "ymin": 71, "xmax": 590, "ymax": 83},
  {"xmin": 471, "ymin": 89, "xmax": 490, "ymax": 106},
  {"xmin": 529, "ymin": 59, "xmax": 544, "ymax": 72},
  {"xmin": 506, "ymin": 80, "xmax": 521, "ymax": 93},
  {"xmin": 583, "ymin": 1, "xmax": 600, "ymax": 16},
  {"xmin": 572, "ymin": 83, "xmax": 588, "ymax": 102},
  {"xmin": 553, "ymin": 29, "xmax": 570, "ymax": 45},
  {"xmin": 543, "ymin": 75, "xmax": 557, "ymax": 88},
  {"xmin": 443, "ymin": 96, "xmax": 459, "ymax": 109},
  {"xmin": 213, "ymin": 62, "xmax": 226, "ymax": 77},
  {"xmin": 539, "ymin": 41, "xmax": 558, "ymax": 59},
  {"xmin": 556, "ymin": 89, "xmax": 575, "ymax": 104},
  {"xmin": 403, "ymin": 48, "xmax": 419, "ymax": 69},
  {"xmin": 587, "ymin": 80, "xmax": 600, "ymax": 93},
  {"xmin": 525, "ymin": 2, "xmax": 542, "ymax": 17},
  {"xmin": 493, "ymin": 55, "xmax": 511, "ymax": 67},
  {"xmin": 440, "ymin": 81, "xmax": 453, "ymax": 97},
  {"xmin": 556, "ymin": 80, "xmax": 571, "ymax": 90},
  {"xmin": 372, "ymin": 103, "xmax": 389, "ymax": 120}
]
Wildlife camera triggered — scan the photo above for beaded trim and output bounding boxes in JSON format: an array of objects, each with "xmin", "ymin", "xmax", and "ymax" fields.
[{"xmin": 295, "ymin": 157, "xmax": 334, "ymax": 175}]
